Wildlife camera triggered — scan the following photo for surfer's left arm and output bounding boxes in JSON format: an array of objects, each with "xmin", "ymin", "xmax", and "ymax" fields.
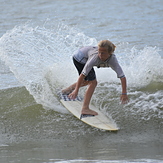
[
  {"xmin": 120, "ymin": 77, "xmax": 129, "ymax": 104},
  {"xmin": 109, "ymin": 55, "xmax": 129, "ymax": 104}
]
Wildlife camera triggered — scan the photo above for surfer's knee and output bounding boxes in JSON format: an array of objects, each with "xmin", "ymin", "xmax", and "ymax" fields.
[
  {"xmin": 93, "ymin": 79, "xmax": 97, "ymax": 86},
  {"xmin": 82, "ymin": 80, "xmax": 89, "ymax": 87},
  {"xmin": 89, "ymin": 79, "xmax": 97, "ymax": 87}
]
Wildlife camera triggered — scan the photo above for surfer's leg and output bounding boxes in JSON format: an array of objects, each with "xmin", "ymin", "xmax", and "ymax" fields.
[
  {"xmin": 81, "ymin": 79, "xmax": 98, "ymax": 115},
  {"xmin": 62, "ymin": 80, "xmax": 90, "ymax": 94},
  {"xmin": 62, "ymin": 83, "xmax": 76, "ymax": 94}
]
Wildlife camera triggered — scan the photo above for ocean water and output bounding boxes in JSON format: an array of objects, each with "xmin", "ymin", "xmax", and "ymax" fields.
[{"xmin": 0, "ymin": 0, "xmax": 163, "ymax": 162}]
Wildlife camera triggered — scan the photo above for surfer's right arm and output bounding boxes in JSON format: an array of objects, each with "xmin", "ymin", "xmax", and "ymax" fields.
[{"xmin": 68, "ymin": 74, "xmax": 85, "ymax": 99}]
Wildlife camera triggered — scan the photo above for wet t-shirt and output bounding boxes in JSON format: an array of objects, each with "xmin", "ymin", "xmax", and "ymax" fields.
[{"xmin": 73, "ymin": 46, "xmax": 125, "ymax": 78}]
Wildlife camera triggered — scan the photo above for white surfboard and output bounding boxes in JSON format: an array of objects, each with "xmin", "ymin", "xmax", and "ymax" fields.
[{"xmin": 59, "ymin": 92, "xmax": 118, "ymax": 131}]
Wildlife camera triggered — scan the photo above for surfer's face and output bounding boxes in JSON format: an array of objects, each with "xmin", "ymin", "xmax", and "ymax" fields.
[{"xmin": 98, "ymin": 47, "xmax": 112, "ymax": 61}]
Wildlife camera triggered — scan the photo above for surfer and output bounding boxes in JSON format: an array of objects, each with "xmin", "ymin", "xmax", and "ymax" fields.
[{"xmin": 62, "ymin": 40, "xmax": 129, "ymax": 116}]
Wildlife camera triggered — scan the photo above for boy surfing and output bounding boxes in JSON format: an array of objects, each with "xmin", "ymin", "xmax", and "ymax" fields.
[{"xmin": 62, "ymin": 40, "xmax": 129, "ymax": 116}]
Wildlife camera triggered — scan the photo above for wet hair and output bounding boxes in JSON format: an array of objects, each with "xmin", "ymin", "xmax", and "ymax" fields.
[{"xmin": 98, "ymin": 40, "xmax": 116, "ymax": 53}]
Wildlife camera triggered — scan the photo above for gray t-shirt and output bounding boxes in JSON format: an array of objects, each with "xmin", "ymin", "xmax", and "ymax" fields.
[{"xmin": 73, "ymin": 46, "xmax": 125, "ymax": 78}]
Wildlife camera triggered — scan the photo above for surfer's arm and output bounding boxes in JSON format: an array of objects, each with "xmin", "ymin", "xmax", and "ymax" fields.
[
  {"xmin": 68, "ymin": 74, "xmax": 85, "ymax": 99},
  {"xmin": 120, "ymin": 77, "xmax": 129, "ymax": 104}
]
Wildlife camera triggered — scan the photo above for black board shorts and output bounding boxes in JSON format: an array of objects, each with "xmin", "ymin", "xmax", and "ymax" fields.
[{"xmin": 73, "ymin": 57, "xmax": 96, "ymax": 81}]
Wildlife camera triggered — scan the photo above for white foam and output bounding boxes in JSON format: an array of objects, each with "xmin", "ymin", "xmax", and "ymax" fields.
[{"xmin": 117, "ymin": 46, "xmax": 163, "ymax": 88}]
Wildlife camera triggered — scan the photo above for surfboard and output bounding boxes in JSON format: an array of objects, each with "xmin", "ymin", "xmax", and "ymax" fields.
[{"xmin": 59, "ymin": 92, "xmax": 118, "ymax": 131}]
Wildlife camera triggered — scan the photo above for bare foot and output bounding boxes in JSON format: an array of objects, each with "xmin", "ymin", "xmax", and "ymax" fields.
[{"xmin": 81, "ymin": 108, "xmax": 98, "ymax": 116}]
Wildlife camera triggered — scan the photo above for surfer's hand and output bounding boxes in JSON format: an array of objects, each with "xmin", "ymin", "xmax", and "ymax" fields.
[
  {"xmin": 120, "ymin": 94, "xmax": 129, "ymax": 104},
  {"xmin": 68, "ymin": 90, "xmax": 78, "ymax": 99}
]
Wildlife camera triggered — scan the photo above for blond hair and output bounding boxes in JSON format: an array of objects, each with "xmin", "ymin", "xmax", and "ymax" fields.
[{"xmin": 98, "ymin": 40, "xmax": 116, "ymax": 53}]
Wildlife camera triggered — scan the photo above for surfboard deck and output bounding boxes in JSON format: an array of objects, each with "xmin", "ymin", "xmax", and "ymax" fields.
[{"xmin": 59, "ymin": 92, "xmax": 118, "ymax": 131}]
